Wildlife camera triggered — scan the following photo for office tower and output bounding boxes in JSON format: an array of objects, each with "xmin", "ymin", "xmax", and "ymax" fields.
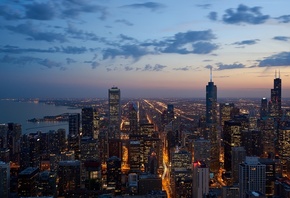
[
  {"xmin": 108, "ymin": 86, "xmax": 121, "ymax": 139},
  {"xmin": 69, "ymin": 113, "xmax": 80, "ymax": 136},
  {"xmin": 257, "ymin": 118, "xmax": 275, "ymax": 156},
  {"xmin": 0, "ymin": 161, "xmax": 10, "ymax": 198},
  {"xmin": 48, "ymin": 129, "xmax": 66, "ymax": 154},
  {"xmin": 7, "ymin": 123, "xmax": 21, "ymax": 163},
  {"xmin": 129, "ymin": 102, "xmax": 138, "ymax": 134},
  {"xmin": 231, "ymin": 147, "xmax": 246, "ymax": 184},
  {"xmin": 172, "ymin": 149, "xmax": 192, "ymax": 170},
  {"xmin": 144, "ymin": 137, "xmax": 162, "ymax": 174},
  {"xmin": 193, "ymin": 138, "xmax": 211, "ymax": 168},
  {"xmin": 206, "ymin": 69, "xmax": 220, "ymax": 173},
  {"xmin": 93, "ymin": 108, "xmax": 100, "ymax": 139},
  {"xmin": 80, "ymin": 136, "xmax": 99, "ymax": 161},
  {"xmin": 260, "ymin": 98, "xmax": 268, "ymax": 119},
  {"xmin": 193, "ymin": 161, "xmax": 209, "ymax": 198},
  {"xmin": 259, "ymin": 158, "xmax": 282, "ymax": 197},
  {"xmin": 128, "ymin": 173, "xmax": 138, "ymax": 195},
  {"xmin": 274, "ymin": 177, "xmax": 290, "ymax": 197},
  {"xmin": 38, "ymin": 170, "xmax": 57, "ymax": 197},
  {"xmin": 166, "ymin": 104, "xmax": 175, "ymax": 124},
  {"xmin": 82, "ymin": 107, "xmax": 94, "ymax": 137},
  {"xmin": 277, "ymin": 120, "xmax": 290, "ymax": 171},
  {"xmin": 223, "ymin": 120, "xmax": 242, "ymax": 172},
  {"xmin": 139, "ymin": 123, "xmax": 155, "ymax": 137},
  {"xmin": 268, "ymin": 71, "xmax": 282, "ymax": 118},
  {"xmin": 0, "ymin": 124, "xmax": 8, "ymax": 149},
  {"xmin": 222, "ymin": 186, "xmax": 239, "ymax": 198},
  {"xmin": 18, "ymin": 167, "xmax": 40, "ymax": 197},
  {"xmin": 242, "ymin": 129, "xmax": 262, "ymax": 157},
  {"xmin": 106, "ymin": 156, "xmax": 122, "ymax": 195},
  {"xmin": 83, "ymin": 160, "xmax": 102, "ymax": 191},
  {"xmin": 129, "ymin": 140, "xmax": 142, "ymax": 173},
  {"xmin": 220, "ymin": 103, "xmax": 235, "ymax": 127},
  {"xmin": 57, "ymin": 160, "xmax": 81, "ymax": 196},
  {"xmin": 108, "ymin": 138, "xmax": 122, "ymax": 159},
  {"xmin": 239, "ymin": 157, "xmax": 266, "ymax": 198},
  {"xmin": 138, "ymin": 173, "xmax": 162, "ymax": 195}
]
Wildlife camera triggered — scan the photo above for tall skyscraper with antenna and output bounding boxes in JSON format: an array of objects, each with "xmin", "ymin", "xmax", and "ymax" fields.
[
  {"xmin": 205, "ymin": 68, "xmax": 220, "ymax": 173},
  {"xmin": 269, "ymin": 70, "xmax": 282, "ymax": 118},
  {"xmin": 108, "ymin": 86, "xmax": 121, "ymax": 139}
]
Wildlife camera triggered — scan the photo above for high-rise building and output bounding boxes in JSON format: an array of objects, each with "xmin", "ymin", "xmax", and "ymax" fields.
[
  {"xmin": 129, "ymin": 102, "xmax": 138, "ymax": 134},
  {"xmin": 57, "ymin": 160, "xmax": 81, "ymax": 196},
  {"xmin": 239, "ymin": 157, "xmax": 266, "ymax": 198},
  {"xmin": 82, "ymin": 107, "xmax": 94, "ymax": 137},
  {"xmin": 0, "ymin": 161, "xmax": 10, "ymax": 198},
  {"xmin": 231, "ymin": 147, "xmax": 246, "ymax": 184},
  {"xmin": 193, "ymin": 137, "xmax": 211, "ymax": 168},
  {"xmin": 268, "ymin": 71, "xmax": 282, "ymax": 118},
  {"xmin": 69, "ymin": 113, "xmax": 80, "ymax": 136},
  {"xmin": 222, "ymin": 186, "xmax": 239, "ymax": 198},
  {"xmin": 18, "ymin": 167, "xmax": 39, "ymax": 197},
  {"xmin": 220, "ymin": 103, "xmax": 235, "ymax": 128},
  {"xmin": 205, "ymin": 69, "xmax": 220, "ymax": 173},
  {"xmin": 260, "ymin": 98, "xmax": 268, "ymax": 119},
  {"xmin": 106, "ymin": 156, "xmax": 122, "ymax": 195},
  {"xmin": 277, "ymin": 120, "xmax": 290, "ymax": 171},
  {"xmin": 108, "ymin": 86, "xmax": 121, "ymax": 139},
  {"xmin": 193, "ymin": 161, "xmax": 209, "ymax": 198}
]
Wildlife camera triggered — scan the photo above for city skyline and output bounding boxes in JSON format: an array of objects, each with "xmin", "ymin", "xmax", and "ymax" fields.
[{"xmin": 1, "ymin": 0, "xmax": 290, "ymax": 98}]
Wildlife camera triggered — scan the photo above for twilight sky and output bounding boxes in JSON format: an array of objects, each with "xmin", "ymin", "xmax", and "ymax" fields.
[{"xmin": 0, "ymin": 0, "xmax": 290, "ymax": 98}]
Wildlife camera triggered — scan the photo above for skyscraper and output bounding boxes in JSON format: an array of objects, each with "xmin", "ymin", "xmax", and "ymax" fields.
[
  {"xmin": 81, "ymin": 107, "xmax": 94, "ymax": 137},
  {"xmin": 108, "ymin": 86, "xmax": 121, "ymax": 139},
  {"xmin": 205, "ymin": 68, "xmax": 220, "ymax": 173},
  {"xmin": 193, "ymin": 161, "xmax": 209, "ymax": 198},
  {"xmin": 269, "ymin": 71, "xmax": 282, "ymax": 118},
  {"xmin": 260, "ymin": 98, "xmax": 268, "ymax": 119},
  {"xmin": 0, "ymin": 161, "xmax": 10, "ymax": 198},
  {"xmin": 239, "ymin": 157, "xmax": 266, "ymax": 198}
]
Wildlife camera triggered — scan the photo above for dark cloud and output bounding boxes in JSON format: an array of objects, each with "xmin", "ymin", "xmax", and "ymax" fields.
[
  {"xmin": 0, "ymin": 55, "xmax": 65, "ymax": 70},
  {"xmin": 61, "ymin": 46, "xmax": 87, "ymax": 54},
  {"xmin": 62, "ymin": 1, "xmax": 108, "ymax": 20},
  {"xmin": 276, "ymin": 15, "xmax": 290, "ymax": 23},
  {"xmin": 273, "ymin": 36, "xmax": 290, "ymax": 41},
  {"xmin": 143, "ymin": 64, "xmax": 167, "ymax": 71},
  {"xmin": 258, "ymin": 52, "xmax": 290, "ymax": 67},
  {"xmin": 173, "ymin": 66, "xmax": 192, "ymax": 71},
  {"xmin": 122, "ymin": 2, "xmax": 165, "ymax": 11},
  {"xmin": 222, "ymin": 4, "xmax": 269, "ymax": 25},
  {"xmin": 196, "ymin": 4, "xmax": 211, "ymax": 9},
  {"xmin": 84, "ymin": 60, "xmax": 100, "ymax": 69},
  {"xmin": 119, "ymin": 34, "xmax": 136, "ymax": 42},
  {"xmin": 102, "ymin": 45, "xmax": 149, "ymax": 60},
  {"xmin": 6, "ymin": 22, "xmax": 67, "ymax": 43},
  {"xmin": 160, "ymin": 30, "xmax": 218, "ymax": 54},
  {"xmin": 115, "ymin": 19, "xmax": 134, "ymax": 26},
  {"xmin": 124, "ymin": 66, "xmax": 134, "ymax": 71},
  {"xmin": 208, "ymin": 12, "xmax": 218, "ymax": 21},
  {"xmin": 66, "ymin": 58, "xmax": 77, "ymax": 65},
  {"xmin": 0, "ymin": 5, "xmax": 22, "ymax": 20},
  {"xmin": 25, "ymin": 2, "xmax": 55, "ymax": 20},
  {"xmin": 204, "ymin": 65, "xmax": 213, "ymax": 69},
  {"xmin": 192, "ymin": 42, "xmax": 218, "ymax": 54},
  {"xmin": 232, "ymin": 39, "xmax": 259, "ymax": 45},
  {"xmin": 216, "ymin": 63, "xmax": 245, "ymax": 70}
]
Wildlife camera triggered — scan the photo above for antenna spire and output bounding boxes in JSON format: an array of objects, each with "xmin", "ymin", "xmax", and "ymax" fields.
[{"xmin": 210, "ymin": 67, "xmax": 212, "ymax": 82}]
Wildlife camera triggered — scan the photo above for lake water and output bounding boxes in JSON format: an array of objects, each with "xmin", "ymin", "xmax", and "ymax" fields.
[{"xmin": 0, "ymin": 99, "xmax": 81, "ymax": 134}]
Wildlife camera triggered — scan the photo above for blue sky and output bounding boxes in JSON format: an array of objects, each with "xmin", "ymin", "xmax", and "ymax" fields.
[{"xmin": 0, "ymin": 0, "xmax": 290, "ymax": 98}]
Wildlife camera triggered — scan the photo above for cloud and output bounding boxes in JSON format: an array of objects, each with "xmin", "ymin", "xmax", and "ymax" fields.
[
  {"xmin": 208, "ymin": 12, "xmax": 218, "ymax": 21},
  {"xmin": 84, "ymin": 60, "xmax": 100, "ymax": 69},
  {"xmin": 0, "ymin": 5, "xmax": 22, "ymax": 20},
  {"xmin": 273, "ymin": 36, "xmax": 290, "ymax": 41},
  {"xmin": 61, "ymin": 46, "xmax": 87, "ymax": 54},
  {"xmin": 143, "ymin": 64, "xmax": 167, "ymax": 71},
  {"xmin": 119, "ymin": 34, "xmax": 137, "ymax": 42},
  {"xmin": 124, "ymin": 66, "xmax": 134, "ymax": 71},
  {"xmin": 216, "ymin": 63, "xmax": 246, "ymax": 70},
  {"xmin": 61, "ymin": 1, "xmax": 108, "ymax": 20},
  {"xmin": 160, "ymin": 30, "xmax": 218, "ymax": 54},
  {"xmin": 115, "ymin": 19, "xmax": 134, "ymax": 26},
  {"xmin": 232, "ymin": 39, "xmax": 259, "ymax": 45},
  {"xmin": 24, "ymin": 2, "xmax": 55, "ymax": 20},
  {"xmin": 276, "ymin": 15, "xmax": 290, "ymax": 23},
  {"xmin": 196, "ymin": 4, "xmax": 211, "ymax": 9},
  {"xmin": 102, "ymin": 45, "xmax": 149, "ymax": 60},
  {"xmin": 122, "ymin": 2, "xmax": 165, "ymax": 11},
  {"xmin": 173, "ymin": 66, "xmax": 192, "ymax": 71},
  {"xmin": 66, "ymin": 58, "xmax": 77, "ymax": 65},
  {"xmin": 0, "ymin": 55, "xmax": 65, "ymax": 70},
  {"xmin": 222, "ymin": 4, "xmax": 269, "ymax": 25},
  {"xmin": 192, "ymin": 42, "xmax": 218, "ymax": 54},
  {"xmin": 258, "ymin": 52, "xmax": 290, "ymax": 67},
  {"xmin": 6, "ymin": 22, "xmax": 67, "ymax": 43},
  {"xmin": 204, "ymin": 65, "xmax": 213, "ymax": 69}
]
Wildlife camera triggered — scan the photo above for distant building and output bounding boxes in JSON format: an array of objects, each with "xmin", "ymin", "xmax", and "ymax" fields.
[
  {"xmin": 268, "ymin": 71, "xmax": 282, "ymax": 119},
  {"xmin": 82, "ymin": 107, "xmax": 94, "ymax": 137},
  {"xmin": 108, "ymin": 86, "xmax": 121, "ymax": 139},
  {"xmin": 260, "ymin": 98, "xmax": 268, "ymax": 119},
  {"xmin": 129, "ymin": 102, "xmax": 139, "ymax": 134},
  {"xmin": 18, "ymin": 167, "xmax": 39, "ymax": 197},
  {"xmin": 222, "ymin": 186, "xmax": 239, "ymax": 198},
  {"xmin": 106, "ymin": 156, "xmax": 122, "ymax": 195},
  {"xmin": 138, "ymin": 173, "xmax": 162, "ymax": 195},
  {"xmin": 0, "ymin": 161, "xmax": 10, "ymax": 198},
  {"xmin": 239, "ymin": 157, "xmax": 266, "ymax": 198},
  {"xmin": 193, "ymin": 161, "xmax": 209, "ymax": 198},
  {"xmin": 231, "ymin": 147, "xmax": 246, "ymax": 184},
  {"xmin": 193, "ymin": 138, "xmax": 210, "ymax": 168}
]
